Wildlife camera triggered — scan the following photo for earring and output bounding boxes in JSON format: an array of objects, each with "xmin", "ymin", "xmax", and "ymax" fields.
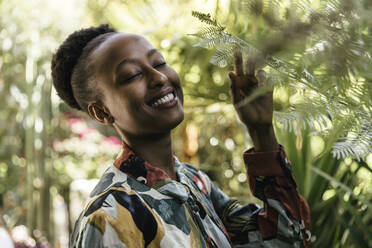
[
  {"xmin": 95, "ymin": 111, "xmax": 106, "ymax": 122},
  {"xmin": 106, "ymin": 114, "xmax": 115, "ymax": 124}
]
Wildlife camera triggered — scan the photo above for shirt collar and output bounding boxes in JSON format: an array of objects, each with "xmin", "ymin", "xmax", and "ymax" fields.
[{"xmin": 113, "ymin": 142, "xmax": 174, "ymax": 187}]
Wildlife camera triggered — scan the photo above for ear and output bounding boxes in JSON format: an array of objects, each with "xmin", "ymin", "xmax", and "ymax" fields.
[{"xmin": 87, "ymin": 102, "xmax": 115, "ymax": 125}]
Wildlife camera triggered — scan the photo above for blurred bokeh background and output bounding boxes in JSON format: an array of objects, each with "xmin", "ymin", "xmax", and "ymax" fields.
[{"xmin": 0, "ymin": 0, "xmax": 371, "ymax": 247}]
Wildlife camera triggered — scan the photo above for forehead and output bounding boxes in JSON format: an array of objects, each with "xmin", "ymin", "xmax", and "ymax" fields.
[{"xmin": 92, "ymin": 33, "xmax": 155, "ymax": 67}]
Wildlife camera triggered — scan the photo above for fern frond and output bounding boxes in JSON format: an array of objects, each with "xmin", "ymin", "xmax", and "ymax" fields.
[
  {"xmin": 193, "ymin": 32, "xmax": 252, "ymax": 51},
  {"xmin": 210, "ymin": 47, "xmax": 234, "ymax": 67},
  {"xmin": 332, "ymin": 133, "xmax": 372, "ymax": 161},
  {"xmin": 189, "ymin": 26, "xmax": 225, "ymax": 39},
  {"xmin": 191, "ymin": 1, "xmax": 372, "ymax": 161},
  {"xmin": 191, "ymin": 11, "xmax": 224, "ymax": 28},
  {"xmin": 243, "ymin": 0, "xmax": 283, "ymax": 16},
  {"xmin": 274, "ymin": 108, "xmax": 330, "ymax": 133},
  {"xmin": 193, "ymin": 35, "xmax": 226, "ymax": 49},
  {"xmin": 244, "ymin": 0, "xmax": 264, "ymax": 16}
]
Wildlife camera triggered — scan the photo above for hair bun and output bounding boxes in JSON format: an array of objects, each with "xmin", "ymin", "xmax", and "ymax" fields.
[{"xmin": 51, "ymin": 24, "xmax": 116, "ymax": 110}]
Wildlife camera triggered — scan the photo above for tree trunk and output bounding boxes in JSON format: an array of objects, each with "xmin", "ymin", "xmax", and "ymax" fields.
[{"xmin": 25, "ymin": 55, "xmax": 36, "ymax": 236}]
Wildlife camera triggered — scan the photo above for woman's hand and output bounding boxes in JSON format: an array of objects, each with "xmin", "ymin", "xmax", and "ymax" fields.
[{"xmin": 228, "ymin": 52, "xmax": 278, "ymax": 152}]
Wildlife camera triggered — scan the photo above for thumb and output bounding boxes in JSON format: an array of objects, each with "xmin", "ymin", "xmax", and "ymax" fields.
[
  {"xmin": 228, "ymin": 71, "xmax": 235, "ymax": 83},
  {"xmin": 228, "ymin": 71, "xmax": 240, "ymax": 104}
]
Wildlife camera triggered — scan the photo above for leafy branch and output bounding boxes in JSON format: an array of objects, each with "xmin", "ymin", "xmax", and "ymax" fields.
[{"xmin": 191, "ymin": 0, "xmax": 372, "ymax": 160}]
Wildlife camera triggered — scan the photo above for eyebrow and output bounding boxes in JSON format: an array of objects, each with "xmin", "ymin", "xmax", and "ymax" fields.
[
  {"xmin": 116, "ymin": 48, "xmax": 161, "ymax": 70},
  {"xmin": 147, "ymin": 48, "xmax": 160, "ymax": 58}
]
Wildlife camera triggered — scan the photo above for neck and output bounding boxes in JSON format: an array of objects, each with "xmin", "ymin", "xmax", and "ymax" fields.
[{"xmin": 117, "ymin": 128, "xmax": 176, "ymax": 180}]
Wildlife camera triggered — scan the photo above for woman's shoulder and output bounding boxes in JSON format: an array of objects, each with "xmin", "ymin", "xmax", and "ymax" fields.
[
  {"xmin": 71, "ymin": 164, "xmax": 191, "ymax": 247},
  {"xmin": 79, "ymin": 164, "xmax": 175, "ymax": 219},
  {"xmin": 71, "ymin": 165, "xmax": 159, "ymax": 247}
]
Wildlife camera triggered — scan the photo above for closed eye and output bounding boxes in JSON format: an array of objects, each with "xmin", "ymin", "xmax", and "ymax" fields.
[
  {"xmin": 154, "ymin": 62, "xmax": 166, "ymax": 68},
  {"xmin": 124, "ymin": 72, "xmax": 142, "ymax": 83}
]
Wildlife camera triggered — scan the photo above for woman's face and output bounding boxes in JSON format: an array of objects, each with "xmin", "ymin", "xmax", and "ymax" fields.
[{"xmin": 90, "ymin": 33, "xmax": 184, "ymax": 136}]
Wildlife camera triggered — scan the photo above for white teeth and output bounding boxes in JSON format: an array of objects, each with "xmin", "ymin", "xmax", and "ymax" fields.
[{"xmin": 151, "ymin": 93, "xmax": 175, "ymax": 107}]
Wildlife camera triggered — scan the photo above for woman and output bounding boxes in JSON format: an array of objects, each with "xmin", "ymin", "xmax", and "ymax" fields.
[{"xmin": 52, "ymin": 24, "xmax": 310, "ymax": 248}]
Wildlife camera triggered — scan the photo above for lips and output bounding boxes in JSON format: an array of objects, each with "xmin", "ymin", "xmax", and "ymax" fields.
[
  {"xmin": 146, "ymin": 87, "xmax": 178, "ymax": 108},
  {"xmin": 150, "ymin": 92, "xmax": 176, "ymax": 107}
]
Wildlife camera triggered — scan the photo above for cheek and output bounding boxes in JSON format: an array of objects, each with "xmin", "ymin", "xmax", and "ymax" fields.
[
  {"xmin": 172, "ymin": 74, "xmax": 184, "ymax": 103},
  {"xmin": 110, "ymin": 86, "xmax": 145, "ymax": 118},
  {"xmin": 168, "ymin": 67, "xmax": 181, "ymax": 84},
  {"xmin": 167, "ymin": 68, "xmax": 183, "ymax": 93},
  {"xmin": 108, "ymin": 94, "xmax": 138, "ymax": 130},
  {"xmin": 102, "ymin": 87, "xmax": 128, "ymax": 116}
]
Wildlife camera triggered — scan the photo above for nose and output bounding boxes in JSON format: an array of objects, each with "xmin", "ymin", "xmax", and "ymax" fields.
[{"xmin": 147, "ymin": 68, "xmax": 168, "ymax": 88}]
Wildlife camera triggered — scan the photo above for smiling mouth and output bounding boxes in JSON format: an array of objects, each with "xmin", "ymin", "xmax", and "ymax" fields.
[{"xmin": 149, "ymin": 91, "xmax": 177, "ymax": 108}]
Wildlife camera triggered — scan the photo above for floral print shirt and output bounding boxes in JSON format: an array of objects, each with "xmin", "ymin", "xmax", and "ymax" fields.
[{"xmin": 70, "ymin": 143, "xmax": 311, "ymax": 248}]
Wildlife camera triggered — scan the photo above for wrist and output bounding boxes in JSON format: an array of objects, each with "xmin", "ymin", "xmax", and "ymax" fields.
[{"xmin": 246, "ymin": 124, "xmax": 278, "ymax": 152}]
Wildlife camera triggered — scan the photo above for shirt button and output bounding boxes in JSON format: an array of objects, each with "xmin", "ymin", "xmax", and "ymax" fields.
[{"xmin": 192, "ymin": 204, "xmax": 200, "ymax": 212}]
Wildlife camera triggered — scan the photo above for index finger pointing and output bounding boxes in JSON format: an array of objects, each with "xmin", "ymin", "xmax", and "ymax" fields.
[
  {"xmin": 234, "ymin": 51, "xmax": 244, "ymax": 76},
  {"xmin": 246, "ymin": 56, "xmax": 256, "ymax": 76}
]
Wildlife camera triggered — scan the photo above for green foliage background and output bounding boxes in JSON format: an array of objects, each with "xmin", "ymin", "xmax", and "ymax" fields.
[{"xmin": 0, "ymin": 0, "xmax": 371, "ymax": 247}]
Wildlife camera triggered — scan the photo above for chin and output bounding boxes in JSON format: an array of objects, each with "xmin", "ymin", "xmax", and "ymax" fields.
[
  {"xmin": 159, "ymin": 111, "xmax": 184, "ymax": 132},
  {"xmin": 170, "ymin": 113, "xmax": 184, "ymax": 129}
]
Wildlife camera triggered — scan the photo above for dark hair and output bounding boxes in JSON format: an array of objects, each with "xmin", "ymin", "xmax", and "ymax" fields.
[{"xmin": 51, "ymin": 24, "xmax": 117, "ymax": 111}]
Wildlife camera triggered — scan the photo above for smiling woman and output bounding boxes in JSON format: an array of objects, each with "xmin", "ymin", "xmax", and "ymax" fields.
[
  {"xmin": 86, "ymin": 33, "xmax": 184, "ymax": 141},
  {"xmin": 51, "ymin": 24, "xmax": 311, "ymax": 248}
]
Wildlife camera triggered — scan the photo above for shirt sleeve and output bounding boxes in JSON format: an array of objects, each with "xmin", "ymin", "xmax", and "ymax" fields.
[
  {"xmin": 209, "ymin": 145, "xmax": 311, "ymax": 248},
  {"xmin": 70, "ymin": 208, "xmax": 129, "ymax": 248},
  {"xmin": 70, "ymin": 212, "xmax": 105, "ymax": 248}
]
